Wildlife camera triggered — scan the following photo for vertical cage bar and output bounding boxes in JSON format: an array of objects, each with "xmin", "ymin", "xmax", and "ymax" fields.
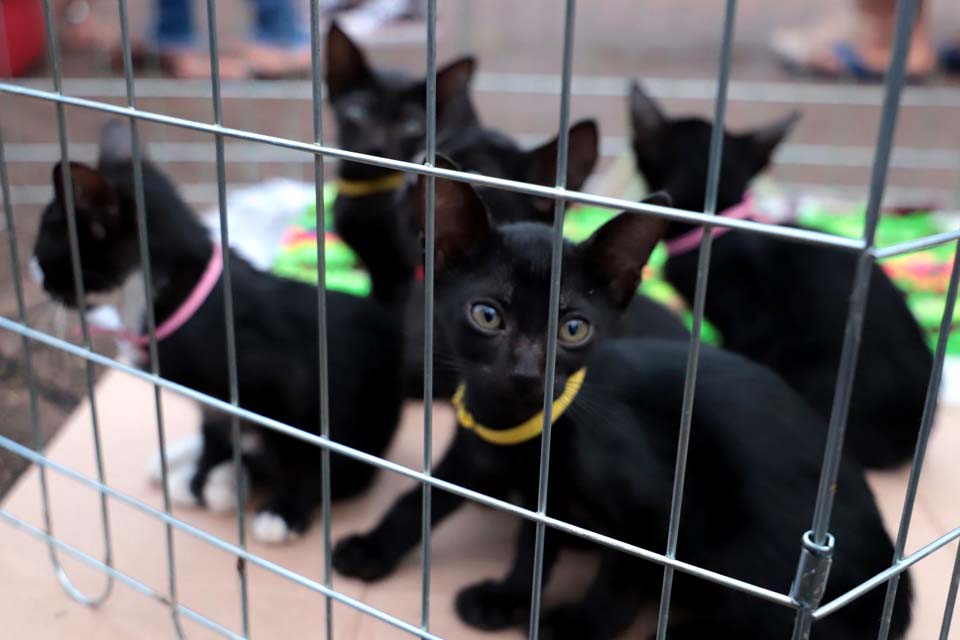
[
  {"xmin": 420, "ymin": 0, "xmax": 439, "ymax": 631},
  {"xmin": 809, "ymin": 0, "xmax": 918, "ymax": 545},
  {"xmin": 940, "ymin": 542, "xmax": 960, "ymax": 640},
  {"xmin": 792, "ymin": 1, "xmax": 918, "ymax": 638},
  {"xmin": 528, "ymin": 1, "xmax": 577, "ymax": 637},
  {"xmin": 654, "ymin": 2, "xmax": 737, "ymax": 638},
  {"xmin": 34, "ymin": 0, "xmax": 115, "ymax": 606},
  {"xmin": 203, "ymin": 1, "xmax": 250, "ymax": 636},
  {"xmin": 876, "ymin": 237, "xmax": 960, "ymax": 640},
  {"xmin": 0, "ymin": 125, "xmax": 51, "ymax": 609},
  {"xmin": 114, "ymin": 1, "xmax": 187, "ymax": 635},
  {"xmin": 308, "ymin": 0, "xmax": 334, "ymax": 637}
]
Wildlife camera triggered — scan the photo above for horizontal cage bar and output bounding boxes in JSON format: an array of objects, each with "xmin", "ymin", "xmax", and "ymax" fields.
[
  {"xmin": 0, "ymin": 82, "xmax": 866, "ymax": 252},
  {"xmin": 0, "ymin": 317, "xmax": 797, "ymax": 608}
]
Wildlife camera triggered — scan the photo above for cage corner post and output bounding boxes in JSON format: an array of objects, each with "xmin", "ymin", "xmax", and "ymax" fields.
[{"xmin": 788, "ymin": 0, "xmax": 920, "ymax": 637}]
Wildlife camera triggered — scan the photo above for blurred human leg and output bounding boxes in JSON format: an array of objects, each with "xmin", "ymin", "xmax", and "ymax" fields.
[{"xmin": 245, "ymin": 0, "xmax": 311, "ymax": 78}]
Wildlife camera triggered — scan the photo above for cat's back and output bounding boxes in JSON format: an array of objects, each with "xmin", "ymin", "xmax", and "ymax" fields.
[
  {"xmin": 221, "ymin": 261, "xmax": 402, "ymax": 397},
  {"xmin": 706, "ymin": 229, "xmax": 927, "ymax": 357},
  {"xmin": 570, "ymin": 338, "xmax": 829, "ymax": 495},
  {"xmin": 579, "ymin": 338, "xmax": 849, "ymax": 501},
  {"xmin": 573, "ymin": 339, "xmax": 904, "ymax": 631},
  {"xmin": 584, "ymin": 338, "xmax": 818, "ymax": 419}
]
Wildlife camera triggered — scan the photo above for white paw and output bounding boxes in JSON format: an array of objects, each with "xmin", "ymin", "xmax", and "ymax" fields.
[
  {"xmin": 28, "ymin": 257, "xmax": 45, "ymax": 285},
  {"xmin": 202, "ymin": 461, "xmax": 245, "ymax": 514},
  {"xmin": 145, "ymin": 433, "xmax": 204, "ymax": 484},
  {"xmin": 251, "ymin": 512, "xmax": 294, "ymax": 545},
  {"xmin": 167, "ymin": 464, "xmax": 200, "ymax": 507}
]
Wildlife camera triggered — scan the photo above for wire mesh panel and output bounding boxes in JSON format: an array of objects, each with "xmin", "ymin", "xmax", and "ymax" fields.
[{"xmin": 1, "ymin": 0, "xmax": 959, "ymax": 638}]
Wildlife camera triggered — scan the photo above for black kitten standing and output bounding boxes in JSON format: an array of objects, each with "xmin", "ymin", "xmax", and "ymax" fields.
[
  {"xmin": 324, "ymin": 23, "xmax": 688, "ymax": 397},
  {"xmin": 331, "ymin": 162, "xmax": 910, "ymax": 639},
  {"xmin": 33, "ymin": 121, "xmax": 404, "ymax": 544},
  {"xmin": 629, "ymin": 82, "xmax": 933, "ymax": 469}
]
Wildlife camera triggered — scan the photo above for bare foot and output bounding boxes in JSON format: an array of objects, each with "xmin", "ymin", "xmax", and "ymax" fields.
[
  {"xmin": 771, "ymin": 9, "xmax": 936, "ymax": 78},
  {"xmin": 158, "ymin": 50, "xmax": 248, "ymax": 80},
  {"xmin": 246, "ymin": 43, "xmax": 312, "ymax": 79},
  {"xmin": 59, "ymin": 0, "xmax": 118, "ymax": 51}
]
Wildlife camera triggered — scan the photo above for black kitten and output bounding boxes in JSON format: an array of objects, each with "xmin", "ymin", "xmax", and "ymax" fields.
[
  {"xmin": 325, "ymin": 21, "xmax": 603, "ymax": 303},
  {"xmin": 331, "ymin": 166, "xmax": 910, "ymax": 638},
  {"xmin": 628, "ymin": 82, "xmax": 933, "ymax": 469},
  {"xmin": 33, "ymin": 121, "xmax": 404, "ymax": 544},
  {"xmin": 326, "ymin": 20, "xmax": 480, "ymax": 305},
  {"xmin": 325, "ymin": 25, "xmax": 687, "ymax": 397}
]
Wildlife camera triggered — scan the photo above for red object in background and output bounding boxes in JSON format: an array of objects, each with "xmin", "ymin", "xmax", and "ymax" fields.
[{"xmin": 1, "ymin": 0, "xmax": 46, "ymax": 77}]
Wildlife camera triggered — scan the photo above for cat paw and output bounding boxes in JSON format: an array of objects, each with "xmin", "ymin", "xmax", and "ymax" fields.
[
  {"xmin": 538, "ymin": 605, "xmax": 593, "ymax": 640},
  {"xmin": 167, "ymin": 464, "xmax": 201, "ymax": 507},
  {"xmin": 202, "ymin": 461, "xmax": 245, "ymax": 513},
  {"xmin": 332, "ymin": 534, "xmax": 396, "ymax": 581},
  {"xmin": 145, "ymin": 433, "xmax": 203, "ymax": 484},
  {"xmin": 251, "ymin": 511, "xmax": 300, "ymax": 544},
  {"xmin": 455, "ymin": 581, "xmax": 529, "ymax": 631}
]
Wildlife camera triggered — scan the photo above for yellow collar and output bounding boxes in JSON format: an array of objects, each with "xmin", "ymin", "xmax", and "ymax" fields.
[
  {"xmin": 336, "ymin": 172, "xmax": 406, "ymax": 198},
  {"xmin": 452, "ymin": 368, "xmax": 587, "ymax": 446}
]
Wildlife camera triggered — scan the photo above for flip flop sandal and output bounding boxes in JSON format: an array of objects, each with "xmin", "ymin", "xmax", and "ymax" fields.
[
  {"xmin": 941, "ymin": 44, "xmax": 960, "ymax": 73},
  {"xmin": 778, "ymin": 41, "xmax": 931, "ymax": 83},
  {"xmin": 829, "ymin": 42, "xmax": 885, "ymax": 80},
  {"xmin": 775, "ymin": 41, "xmax": 879, "ymax": 80}
]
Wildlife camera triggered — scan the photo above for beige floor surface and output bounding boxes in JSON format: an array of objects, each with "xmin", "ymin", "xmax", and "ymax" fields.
[{"xmin": 0, "ymin": 370, "xmax": 957, "ymax": 639}]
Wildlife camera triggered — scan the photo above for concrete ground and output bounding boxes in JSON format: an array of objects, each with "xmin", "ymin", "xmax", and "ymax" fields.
[{"xmin": 0, "ymin": 373, "xmax": 957, "ymax": 639}]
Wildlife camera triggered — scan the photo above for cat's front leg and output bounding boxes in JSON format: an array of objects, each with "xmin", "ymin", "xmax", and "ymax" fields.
[
  {"xmin": 539, "ymin": 551, "xmax": 648, "ymax": 640},
  {"xmin": 455, "ymin": 518, "xmax": 559, "ymax": 631},
  {"xmin": 166, "ymin": 417, "xmax": 235, "ymax": 509},
  {"xmin": 332, "ymin": 434, "xmax": 488, "ymax": 582}
]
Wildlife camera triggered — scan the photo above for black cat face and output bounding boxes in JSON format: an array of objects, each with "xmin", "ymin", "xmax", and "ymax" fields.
[
  {"xmin": 419, "ymin": 158, "xmax": 667, "ymax": 425},
  {"xmin": 628, "ymin": 81, "xmax": 799, "ymax": 211},
  {"xmin": 34, "ymin": 161, "xmax": 139, "ymax": 307},
  {"xmin": 325, "ymin": 22, "xmax": 477, "ymax": 180}
]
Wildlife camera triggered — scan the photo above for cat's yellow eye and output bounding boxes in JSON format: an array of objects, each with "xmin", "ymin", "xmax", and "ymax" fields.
[
  {"xmin": 469, "ymin": 302, "xmax": 503, "ymax": 332},
  {"xmin": 559, "ymin": 317, "xmax": 591, "ymax": 346}
]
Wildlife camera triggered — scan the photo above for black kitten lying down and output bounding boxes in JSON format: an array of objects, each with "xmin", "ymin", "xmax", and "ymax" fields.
[
  {"xmin": 32, "ymin": 121, "xmax": 403, "ymax": 544},
  {"xmin": 325, "ymin": 23, "xmax": 687, "ymax": 397},
  {"xmin": 331, "ymin": 163, "xmax": 911, "ymax": 638},
  {"xmin": 629, "ymin": 83, "xmax": 933, "ymax": 470}
]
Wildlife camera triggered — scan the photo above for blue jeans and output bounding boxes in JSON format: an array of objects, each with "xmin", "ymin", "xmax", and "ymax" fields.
[{"xmin": 155, "ymin": 0, "xmax": 310, "ymax": 49}]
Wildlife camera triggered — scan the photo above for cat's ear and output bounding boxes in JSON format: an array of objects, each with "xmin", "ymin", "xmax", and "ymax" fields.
[
  {"xmin": 628, "ymin": 81, "xmax": 667, "ymax": 165},
  {"xmin": 744, "ymin": 110, "xmax": 800, "ymax": 174},
  {"xmin": 325, "ymin": 21, "xmax": 373, "ymax": 98},
  {"xmin": 435, "ymin": 56, "xmax": 476, "ymax": 113},
  {"xmin": 578, "ymin": 192, "xmax": 671, "ymax": 308},
  {"xmin": 98, "ymin": 119, "xmax": 146, "ymax": 166},
  {"xmin": 418, "ymin": 155, "xmax": 492, "ymax": 270},
  {"xmin": 526, "ymin": 119, "xmax": 599, "ymax": 217},
  {"xmin": 52, "ymin": 162, "xmax": 120, "ymax": 239}
]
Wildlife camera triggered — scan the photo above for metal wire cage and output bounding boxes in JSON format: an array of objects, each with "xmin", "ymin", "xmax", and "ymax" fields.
[{"xmin": 1, "ymin": 0, "xmax": 959, "ymax": 638}]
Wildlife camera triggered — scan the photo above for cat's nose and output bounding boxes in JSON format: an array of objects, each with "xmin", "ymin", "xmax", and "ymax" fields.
[
  {"xmin": 510, "ymin": 363, "xmax": 542, "ymax": 388},
  {"xmin": 511, "ymin": 339, "xmax": 544, "ymax": 387}
]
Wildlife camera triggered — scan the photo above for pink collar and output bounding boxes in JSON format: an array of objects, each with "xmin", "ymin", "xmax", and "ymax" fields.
[
  {"xmin": 664, "ymin": 195, "xmax": 767, "ymax": 257},
  {"xmin": 92, "ymin": 243, "xmax": 223, "ymax": 352}
]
